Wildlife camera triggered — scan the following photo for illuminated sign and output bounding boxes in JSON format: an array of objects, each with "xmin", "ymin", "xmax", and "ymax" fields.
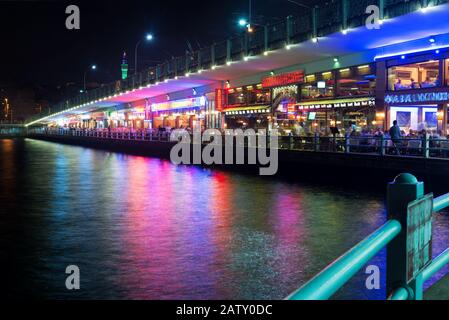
[
  {"xmin": 385, "ymin": 91, "xmax": 449, "ymax": 104},
  {"xmin": 152, "ymin": 97, "xmax": 206, "ymax": 112},
  {"xmin": 262, "ymin": 70, "xmax": 304, "ymax": 88},
  {"xmin": 298, "ymin": 98, "xmax": 375, "ymax": 110},
  {"xmin": 215, "ymin": 89, "xmax": 224, "ymax": 112}
]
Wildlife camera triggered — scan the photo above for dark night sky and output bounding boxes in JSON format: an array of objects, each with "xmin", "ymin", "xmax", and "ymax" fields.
[{"xmin": 0, "ymin": 0, "xmax": 321, "ymax": 90}]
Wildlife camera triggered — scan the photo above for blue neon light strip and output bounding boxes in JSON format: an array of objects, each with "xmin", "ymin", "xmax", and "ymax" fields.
[{"xmin": 374, "ymin": 45, "xmax": 449, "ymax": 61}]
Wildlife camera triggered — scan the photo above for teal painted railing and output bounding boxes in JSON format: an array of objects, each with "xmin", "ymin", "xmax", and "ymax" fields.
[
  {"xmin": 287, "ymin": 173, "xmax": 449, "ymax": 300},
  {"xmin": 287, "ymin": 220, "xmax": 401, "ymax": 300}
]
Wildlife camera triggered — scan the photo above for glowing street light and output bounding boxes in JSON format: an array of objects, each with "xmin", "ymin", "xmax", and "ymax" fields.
[
  {"xmin": 238, "ymin": 19, "xmax": 247, "ymax": 27},
  {"xmin": 83, "ymin": 64, "xmax": 98, "ymax": 92},
  {"xmin": 135, "ymin": 33, "xmax": 154, "ymax": 74}
]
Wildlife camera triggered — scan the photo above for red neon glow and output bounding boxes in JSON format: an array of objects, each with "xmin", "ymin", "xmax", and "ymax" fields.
[
  {"xmin": 262, "ymin": 71, "xmax": 304, "ymax": 88},
  {"xmin": 215, "ymin": 89, "xmax": 224, "ymax": 112}
]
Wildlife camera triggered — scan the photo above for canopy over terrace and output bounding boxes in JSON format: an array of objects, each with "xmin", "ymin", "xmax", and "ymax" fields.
[{"xmin": 27, "ymin": 2, "xmax": 449, "ymax": 126}]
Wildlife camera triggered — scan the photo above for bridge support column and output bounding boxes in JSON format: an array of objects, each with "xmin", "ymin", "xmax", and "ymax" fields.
[{"xmin": 386, "ymin": 173, "xmax": 424, "ymax": 299}]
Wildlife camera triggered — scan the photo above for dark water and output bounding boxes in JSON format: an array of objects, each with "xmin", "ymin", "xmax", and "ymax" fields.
[{"xmin": 1, "ymin": 138, "xmax": 449, "ymax": 300}]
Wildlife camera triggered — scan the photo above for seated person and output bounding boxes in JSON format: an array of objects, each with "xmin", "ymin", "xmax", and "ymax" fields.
[
  {"xmin": 394, "ymin": 79, "xmax": 405, "ymax": 90},
  {"xmin": 410, "ymin": 78, "xmax": 421, "ymax": 89},
  {"xmin": 421, "ymin": 77, "xmax": 436, "ymax": 88}
]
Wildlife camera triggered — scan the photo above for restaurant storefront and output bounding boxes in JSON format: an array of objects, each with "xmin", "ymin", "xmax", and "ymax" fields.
[
  {"xmin": 151, "ymin": 96, "xmax": 206, "ymax": 130},
  {"xmin": 223, "ymin": 83, "xmax": 271, "ymax": 130},
  {"xmin": 296, "ymin": 64, "xmax": 377, "ymax": 135},
  {"xmin": 297, "ymin": 97, "xmax": 376, "ymax": 135},
  {"xmin": 263, "ymin": 71, "xmax": 303, "ymax": 134},
  {"xmin": 384, "ymin": 90, "xmax": 448, "ymax": 134},
  {"xmin": 381, "ymin": 51, "xmax": 449, "ymax": 134}
]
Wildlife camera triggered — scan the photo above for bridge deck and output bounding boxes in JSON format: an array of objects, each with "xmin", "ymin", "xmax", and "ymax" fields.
[{"xmin": 425, "ymin": 275, "xmax": 449, "ymax": 300}]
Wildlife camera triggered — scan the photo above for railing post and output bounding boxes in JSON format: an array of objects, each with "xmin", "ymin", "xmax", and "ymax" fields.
[
  {"xmin": 380, "ymin": 134, "xmax": 386, "ymax": 156},
  {"xmin": 312, "ymin": 6, "xmax": 318, "ymax": 40},
  {"xmin": 386, "ymin": 173, "xmax": 424, "ymax": 300},
  {"xmin": 226, "ymin": 39, "xmax": 231, "ymax": 64},
  {"xmin": 345, "ymin": 134, "xmax": 350, "ymax": 153},
  {"xmin": 314, "ymin": 133, "xmax": 320, "ymax": 152},
  {"xmin": 264, "ymin": 25, "xmax": 269, "ymax": 52},
  {"xmin": 342, "ymin": 0, "xmax": 348, "ymax": 31},
  {"xmin": 379, "ymin": 0, "xmax": 385, "ymax": 21},
  {"xmin": 286, "ymin": 15, "xmax": 292, "ymax": 45},
  {"xmin": 423, "ymin": 134, "xmax": 430, "ymax": 158},
  {"xmin": 211, "ymin": 43, "xmax": 215, "ymax": 66},
  {"xmin": 289, "ymin": 133, "xmax": 294, "ymax": 150}
]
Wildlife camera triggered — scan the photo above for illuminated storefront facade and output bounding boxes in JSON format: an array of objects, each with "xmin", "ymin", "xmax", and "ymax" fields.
[
  {"xmin": 263, "ymin": 71, "xmax": 303, "ymax": 134},
  {"xmin": 379, "ymin": 49, "xmax": 449, "ymax": 134},
  {"xmin": 294, "ymin": 64, "xmax": 377, "ymax": 135},
  {"xmin": 224, "ymin": 83, "xmax": 272, "ymax": 130},
  {"xmin": 151, "ymin": 96, "xmax": 207, "ymax": 130}
]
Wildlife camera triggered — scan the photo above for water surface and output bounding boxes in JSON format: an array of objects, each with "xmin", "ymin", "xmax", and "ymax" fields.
[{"xmin": 1, "ymin": 138, "xmax": 448, "ymax": 299}]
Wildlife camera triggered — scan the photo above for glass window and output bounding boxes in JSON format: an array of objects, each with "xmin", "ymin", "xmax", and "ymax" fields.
[
  {"xmin": 247, "ymin": 85, "xmax": 271, "ymax": 105},
  {"xmin": 301, "ymin": 72, "xmax": 335, "ymax": 100},
  {"xmin": 337, "ymin": 65, "xmax": 376, "ymax": 97},
  {"xmin": 227, "ymin": 88, "xmax": 246, "ymax": 106},
  {"xmin": 227, "ymin": 85, "xmax": 270, "ymax": 106},
  {"xmin": 388, "ymin": 60, "xmax": 440, "ymax": 91}
]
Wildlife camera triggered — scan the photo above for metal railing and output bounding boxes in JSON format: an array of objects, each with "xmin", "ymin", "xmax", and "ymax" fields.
[
  {"xmin": 30, "ymin": 128, "xmax": 449, "ymax": 161},
  {"xmin": 26, "ymin": 0, "xmax": 449, "ymax": 125},
  {"xmin": 276, "ymin": 134, "xmax": 449, "ymax": 160},
  {"xmin": 287, "ymin": 220, "xmax": 402, "ymax": 300},
  {"xmin": 286, "ymin": 173, "xmax": 449, "ymax": 300},
  {"xmin": 31, "ymin": 128, "xmax": 173, "ymax": 142}
]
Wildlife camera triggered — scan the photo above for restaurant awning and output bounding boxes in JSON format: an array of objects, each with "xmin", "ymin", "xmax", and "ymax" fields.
[{"xmin": 297, "ymin": 97, "xmax": 375, "ymax": 110}]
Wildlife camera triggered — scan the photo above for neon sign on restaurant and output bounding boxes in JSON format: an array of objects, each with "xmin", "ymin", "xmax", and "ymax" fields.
[
  {"xmin": 262, "ymin": 70, "xmax": 304, "ymax": 88},
  {"xmin": 151, "ymin": 97, "xmax": 206, "ymax": 112},
  {"xmin": 385, "ymin": 91, "xmax": 449, "ymax": 105}
]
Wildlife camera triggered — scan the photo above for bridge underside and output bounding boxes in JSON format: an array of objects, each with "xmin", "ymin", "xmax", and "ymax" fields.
[{"xmin": 33, "ymin": 3, "xmax": 449, "ymax": 125}]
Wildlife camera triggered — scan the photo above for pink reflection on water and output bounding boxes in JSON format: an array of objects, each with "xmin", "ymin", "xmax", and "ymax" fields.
[
  {"xmin": 269, "ymin": 191, "xmax": 309, "ymax": 294},
  {"xmin": 115, "ymin": 156, "xmax": 233, "ymax": 299}
]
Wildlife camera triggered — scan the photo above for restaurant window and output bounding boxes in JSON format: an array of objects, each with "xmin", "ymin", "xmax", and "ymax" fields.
[
  {"xmin": 388, "ymin": 60, "xmax": 440, "ymax": 91},
  {"xmin": 301, "ymin": 72, "xmax": 335, "ymax": 100},
  {"xmin": 336, "ymin": 65, "xmax": 376, "ymax": 97},
  {"xmin": 227, "ymin": 84, "xmax": 270, "ymax": 106}
]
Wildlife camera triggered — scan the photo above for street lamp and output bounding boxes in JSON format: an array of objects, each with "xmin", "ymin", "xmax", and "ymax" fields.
[
  {"xmin": 83, "ymin": 64, "xmax": 97, "ymax": 93},
  {"xmin": 135, "ymin": 33, "xmax": 154, "ymax": 74},
  {"xmin": 238, "ymin": 19, "xmax": 247, "ymax": 27},
  {"xmin": 286, "ymin": 0, "xmax": 318, "ymax": 41},
  {"xmin": 286, "ymin": 0, "xmax": 312, "ymax": 9}
]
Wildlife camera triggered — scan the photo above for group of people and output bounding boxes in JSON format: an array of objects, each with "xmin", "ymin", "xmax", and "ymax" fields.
[
  {"xmin": 394, "ymin": 77, "xmax": 437, "ymax": 90},
  {"xmin": 388, "ymin": 120, "xmax": 447, "ymax": 155}
]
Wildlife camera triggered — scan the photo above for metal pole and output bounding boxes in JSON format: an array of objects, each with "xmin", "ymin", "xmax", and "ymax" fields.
[
  {"xmin": 135, "ymin": 40, "xmax": 142, "ymax": 74},
  {"xmin": 83, "ymin": 71, "xmax": 87, "ymax": 92}
]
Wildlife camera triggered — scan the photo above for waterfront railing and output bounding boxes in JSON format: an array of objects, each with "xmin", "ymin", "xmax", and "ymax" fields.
[
  {"xmin": 30, "ymin": 128, "xmax": 449, "ymax": 161},
  {"xmin": 287, "ymin": 173, "xmax": 449, "ymax": 300}
]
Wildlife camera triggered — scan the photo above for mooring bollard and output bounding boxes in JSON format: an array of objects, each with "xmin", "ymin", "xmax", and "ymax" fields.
[{"xmin": 386, "ymin": 173, "xmax": 425, "ymax": 300}]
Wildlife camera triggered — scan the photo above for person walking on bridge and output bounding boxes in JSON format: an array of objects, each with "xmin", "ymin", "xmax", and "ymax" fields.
[{"xmin": 389, "ymin": 120, "xmax": 402, "ymax": 155}]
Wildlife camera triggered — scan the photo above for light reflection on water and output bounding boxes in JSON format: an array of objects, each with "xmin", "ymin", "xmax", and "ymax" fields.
[{"xmin": 0, "ymin": 138, "xmax": 448, "ymax": 300}]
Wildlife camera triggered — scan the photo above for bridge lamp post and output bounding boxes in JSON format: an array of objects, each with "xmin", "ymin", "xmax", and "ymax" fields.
[
  {"xmin": 83, "ymin": 64, "xmax": 97, "ymax": 93},
  {"xmin": 286, "ymin": 0, "xmax": 318, "ymax": 41},
  {"xmin": 135, "ymin": 34, "xmax": 154, "ymax": 74}
]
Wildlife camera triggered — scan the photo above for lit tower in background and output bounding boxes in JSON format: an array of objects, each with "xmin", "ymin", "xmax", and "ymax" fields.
[{"xmin": 121, "ymin": 52, "xmax": 128, "ymax": 80}]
